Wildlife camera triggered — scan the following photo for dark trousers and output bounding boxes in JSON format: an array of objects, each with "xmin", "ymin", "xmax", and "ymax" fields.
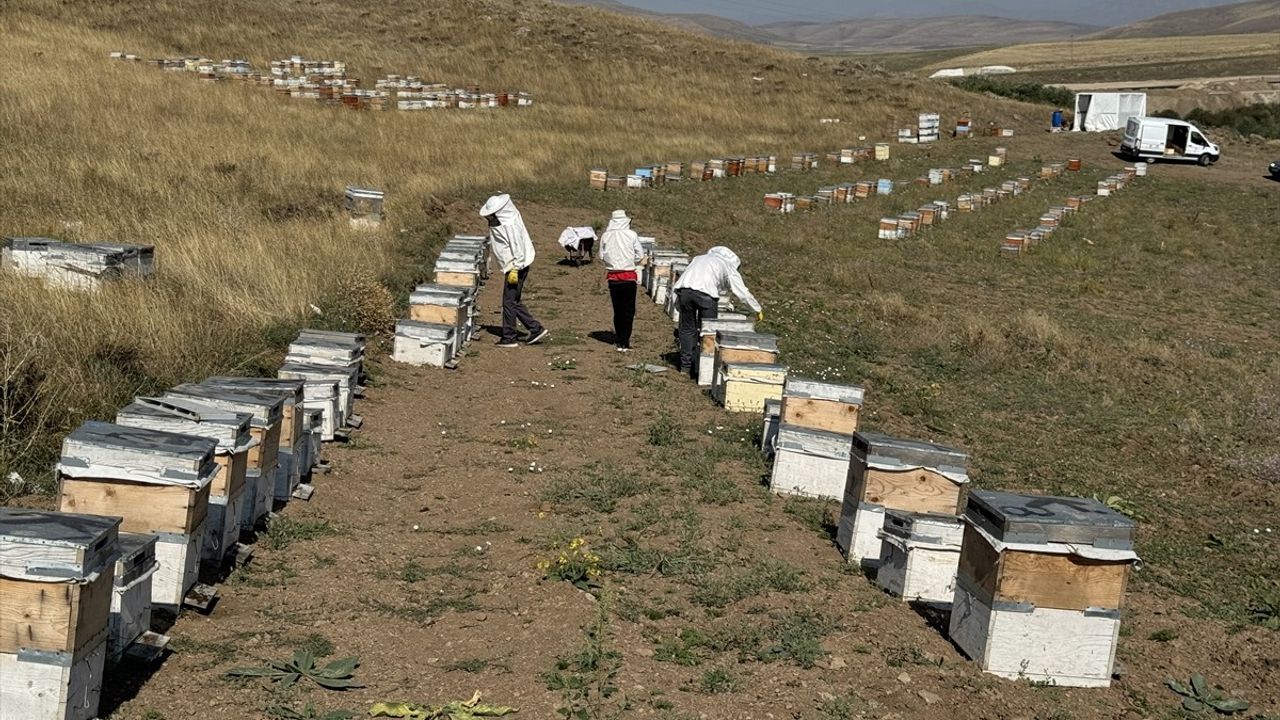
[
  {"xmin": 502, "ymin": 266, "xmax": 544, "ymax": 343},
  {"xmin": 676, "ymin": 288, "xmax": 718, "ymax": 375},
  {"xmin": 608, "ymin": 280, "xmax": 637, "ymax": 348}
]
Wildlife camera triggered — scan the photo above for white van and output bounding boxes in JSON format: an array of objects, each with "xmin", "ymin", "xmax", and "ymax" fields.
[{"xmin": 1121, "ymin": 117, "xmax": 1220, "ymax": 166}]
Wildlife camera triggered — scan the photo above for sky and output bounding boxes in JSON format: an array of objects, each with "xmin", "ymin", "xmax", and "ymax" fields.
[{"xmin": 605, "ymin": 0, "xmax": 1255, "ymax": 26}]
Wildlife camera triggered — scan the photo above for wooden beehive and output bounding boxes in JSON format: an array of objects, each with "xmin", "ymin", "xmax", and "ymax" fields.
[
  {"xmin": 434, "ymin": 255, "xmax": 480, "ymax": 288},
  {"xmin": 878, "ymin": 218, "xmax": 901, "ymax": 240},
  {"xmin": 769, "ymin": 424, "xmax": 852, "ymax": 500},
  {"xmin": 949, "ymin": 490, "xmax": 1139, "ymax": 687},
  {"xmin": 1002, "ymin": 231, "xmax": 1028, "ymax": 256},
  {"xmin": 0, "ymin": 509, "xmax": 120, "ymax": 720},
  {"xmin": 589, "ymin": 169, "xmax": 608, "ymax": 190},
  {"xmin": 716, "ymin": 363, "xmax": 787, "ymax": 414},
  {"xmin": 107, "ymin": 532, "xmax": 157, "ymax": 661},
  {"xmin": 201, "ymin": 377, "xmax": 308, "ymax": 502},
  {"xmin": 115, "ymin": 397, "xmax": 251, "ymax": 564},
  {"xmin": 409, "ymin": 283, "xmax": 472, "ymax": 332},
  {"xmin": 278, "ymin": 364, "xmax": 350, "ymax": 442},
  {"xmin": 343, "ymin": 186, "xmax": 384, "ymax": 227},
  {"xmin": 780, "ymin": 378, "xmax": 864, "ymax": 435},
  {"xmin": 837, "ymin": 432, "xmax": 969, "ymax": 567},
  {"xmin": 875, "ymin": 510, "xmax": 964, "ymax": 605},
  {"xmin": 712, "ymin": 331, "xmax": 779, "ymax": 393},
  {"xmin": 697, "ymin": 318, "xmax": 756, "ymax": 386},
  {"xmin": 874, "ymin": 143, "xmax": 890, "ymax": 161}
]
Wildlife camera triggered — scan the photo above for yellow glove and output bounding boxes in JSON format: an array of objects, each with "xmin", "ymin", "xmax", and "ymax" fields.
[
  {"xmin": 505, "ymin": 269, "xmax": 519, "ymax": 286},
  {"xmin": 757, "ymin": 311, "xmax": 765, "ymax": 322}
]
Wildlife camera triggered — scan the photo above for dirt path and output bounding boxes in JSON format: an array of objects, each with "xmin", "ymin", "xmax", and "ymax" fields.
[{"xmin": 102, "ymin": 199, "xmax": 1279, "ymax": 720}]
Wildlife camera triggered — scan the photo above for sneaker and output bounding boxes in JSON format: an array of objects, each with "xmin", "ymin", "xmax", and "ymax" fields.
[
  {"xmin": 526, "ymin": 328, "xmax": 550, "ymax": 345},
  {"xmin": 616, "ymin": 346, "xmax": 630, "ymax": 353},
  {"xmin": 496, "ymin": 340, "xmax": 520, "ymax": 348}
]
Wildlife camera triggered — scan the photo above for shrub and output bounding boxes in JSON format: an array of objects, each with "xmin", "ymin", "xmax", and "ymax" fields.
[{"xmin": 949, "ymin": 76, "xmax": 1073, "ymax": 107}]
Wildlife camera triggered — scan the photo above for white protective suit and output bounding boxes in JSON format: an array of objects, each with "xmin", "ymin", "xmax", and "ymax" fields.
[
  {"xmin": 480, "ymin": 193, "xmax": 536, "ymax": 272},
  {"xmin": 557, "ymin": 226, "xmax": 596, "ymax": 251},
  {"xmin": 672, "ymin": 246, "xmax": 762, "ymax": 313},
  {"xmin": 599, "ymin": 210, "xmax": 645, "ymax": 272}
]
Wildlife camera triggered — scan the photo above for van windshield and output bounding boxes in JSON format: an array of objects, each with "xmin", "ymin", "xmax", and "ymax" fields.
[{"xmin": 1191, "ymin": 132, "xmax": 1206, "ymax": 145}]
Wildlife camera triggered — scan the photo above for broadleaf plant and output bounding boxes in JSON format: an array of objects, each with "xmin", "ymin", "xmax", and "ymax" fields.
[
  {"xmin": 1166, "ymin": 673, "xmax": 1249, "ymax": 715},
  {"xmin": 226, "ymin": 649, "xmax": 363, "ymax": 691}
]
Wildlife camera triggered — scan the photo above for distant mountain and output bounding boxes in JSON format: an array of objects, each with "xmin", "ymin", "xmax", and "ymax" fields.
[
  {"xmin": 555, "ymin": 1, "xmax": 1100, "ymax": 51},
  {"xmin": 1090, "ymin": 0, "xmax": 1280, "ymax": 38}
]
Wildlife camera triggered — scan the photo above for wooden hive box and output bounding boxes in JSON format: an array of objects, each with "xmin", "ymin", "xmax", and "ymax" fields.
[
  {"xmin": 392, "ymin": 319, "xmax": 457, "ymax": 368},
  {"xmin": 200, "ymin": 377, "xmax": 308, "ymax": 502},
  {"xmin": 277, "ymin": 365, "xmax": 344, "ymax": 442},
  {"xmin": 115, "ymin": 397, "xmax": 252, "ymax": 564},
  {"xmin": 433, "ymin": 256, "xmax": 480, "ymax": 289},
  {"xmin": 716, "ymin": 363, "xmax": 787, "ymax": 414},
  {"xmin": 949, "ymin": 490, "xmax": 1139, "ymax": 688},
  {"xmin": 590, "ymin": 169, "xmax": 608, "ymax": 190},
  {"xmin": 837, "ymin": 432, "xmax": 969, "ymax": 567},
  {"xmin": 107, "ymin": 532, "xmax": 157, "ymax": 661},
  {"xmin": 697, "ymin": 318, "xmax": 756, "ymax": 386},
  {"xmin": 769, "ymin": 423, "xmax": 851, "ymax": 500},
  {"xmin": 780, "ymin": 378, "xmax": 864, "ymax": 436},
  {"xmin": 874, "ymin": 143, "xmax": 890, "ymax": 160},
  {"xmin": 0, "ymin": 509, "xmax": 120, "ymax": 720},
  {"xmin": 409, "ymin": 283, "xmax": 473, "ymax": 335},
  {"xmin": 712, "ymin": 331, "xmax": 779, "ymax": 393},
  {"xmin": 287, "ymin": 330, "xmax": 365, "ymax": 378},
  {"xmin": 878, "ymin": 218, "xmax": 901, "ymax": 240},
  {"xmin": 343, "ymin": 186, "xmax": 384, "ymax": 227},
  {"xmin": 56, "ymin": 422, "xmax": 217, "ymax": 613},
  {"xmin": 163, "ymin": 384, "xmax": 282, "ymax": 532},
  {"xmin": 761, "ymin": 398, "xmax": 782, "ymax": 461},
  {"xmin": 875, "ymin": 510, "xmax": 964, "ymax": 605},
  {"xmin": 444, "ymin": 236, "xmax": 490, "ymax": 281}
]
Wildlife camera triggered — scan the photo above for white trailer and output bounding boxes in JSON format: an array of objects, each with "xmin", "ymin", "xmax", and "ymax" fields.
[{"xmin": 1120, "ymin": 117, "xmax": 1220, "ymax": 166}]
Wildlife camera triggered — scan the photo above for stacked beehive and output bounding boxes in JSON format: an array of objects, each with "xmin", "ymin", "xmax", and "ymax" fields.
[
  {"xmin": 918, "ymin": 112, "xmax": 941, "ymax": 143},
  {"xmin": 0, "ymin": 508, "xmax": 121, "ymax": 720},
  {"xmin": 345, "ymin": 186, "xmax": 385, "ymax": 228},
  {"xmin": 710, "ymin": 331, "xmax": 785, "ymax": 413},
  {"xmin": 2, "ymin": 237, "xmax": 155, "ymax": 291},
  {"xmin": 768, "ymin": 378, "xmax": 865, "ymax": 500},
  {"xmin": 395, "ymin": 235, "xmax": 489, "ymax": 369},
  {"xmin": 949, "ymin": 491, "xmax": 1139, "ymax": 687}
]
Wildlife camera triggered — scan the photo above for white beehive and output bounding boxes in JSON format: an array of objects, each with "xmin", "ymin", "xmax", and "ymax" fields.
[
  {"xmin": 761, "ymin": 399, "xmax": 781, "ymax": 461},
  {"xmin": 949, "ymin": 490, "xmax": 1140, "ymax": 687},
  {"xmin": 716, "ymin": 363, "xmax": 787, "ymax": 414},
  {"xmin": 836, "ymin": 432, "xmax": 969, "ymax": 567},
  {"xmin": 769, "ymin": 424, "xmax": 851, "ymax": 501},
  {"xmin": 875, "ymin": 510, "xmax": 964, "ymax": 605},
  {"xmin": 107, "ymin": 532, "xmax": 158, "ymax": 660},
  {"xmin": 200, "ymin": 377, "xmax": 308, "ymax": 502},
  {"xmin": 393, "ymin": 320, "xmax": 458, "ymax": 368},
  {"xmin": 278, "ymin": 363, "xmax": 358, "ymax": 434}
]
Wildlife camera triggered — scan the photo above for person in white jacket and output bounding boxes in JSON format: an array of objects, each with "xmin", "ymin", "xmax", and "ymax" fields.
[
  {"xmin": 598, "ymin": 210, "xmax": 646, "ymax": 352},
  {"xmin": 480, "ymin": 193, "xmax": 549, "ymax": 347},
  {"xmin": 672, "ymin": 246, "xmax": 763, "ymax": 377}
]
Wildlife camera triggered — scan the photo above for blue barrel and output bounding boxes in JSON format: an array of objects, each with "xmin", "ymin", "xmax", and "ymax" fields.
[{"xmin": 1052, "ymin": 110, "xmax": 1064, "ymax": 128}]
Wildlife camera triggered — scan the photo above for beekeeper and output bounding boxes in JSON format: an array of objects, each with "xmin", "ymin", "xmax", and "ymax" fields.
[
  {"xmin": 672, "ymin": 246, "xmax": 763, "ymax": 378},
  {"xmin": 598, "ymin": 209, "xmax": 646, "ymax": 352},
  {"xmin": 480, "ymin": 193, "xmax": 550, "ymax": 347}
]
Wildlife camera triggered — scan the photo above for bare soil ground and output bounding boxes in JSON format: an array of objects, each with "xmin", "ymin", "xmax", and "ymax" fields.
[{"xmin": 91, "ymin": 171, "xmax": 1280, "ymax": 719}]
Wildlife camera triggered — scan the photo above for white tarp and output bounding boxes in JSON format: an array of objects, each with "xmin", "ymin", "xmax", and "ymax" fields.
[
  {"xmin": 929, "ymin": 68, "xmax": 965, "ymax": 79},
  {"xmin": 1073, "ymin": 92, "xmax": 1147, "ymax": 132}
]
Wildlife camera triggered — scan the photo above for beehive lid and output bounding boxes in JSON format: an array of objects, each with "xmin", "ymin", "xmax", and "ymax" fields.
[
  {"xmin": 435, "ymin": 257, "xmax": 480, "ymax": 273},
  {"xmin": 965, "ymin": 490, "xmax": 1137, "ymax": 550},
  {"xmin": 344, "ymin": 186, "xmax": 384, "ymax": 200},
  {"xmin": 114, "ymin": 531, "xmax": 158, "ymax": 586},
  {"xmin": 0, "ymin": 508, "xmax": 120, "ymax": 581},
  {"xmin": 296, "ymin": 329, "xmax": 365, "ymax": 350},
  {"xmin": 202, "ymin": 377, "xmax": 306, "ymax": 406},
  {"xmin": 62, "ymin": 420, "xmax": 218, "ymax": 481},
  {"xmin": 395, "ymin": 319, "xmax": 456, "ymax": 341},
  {"xmin": 783, "ymin": 378, "xmax": 865, "ymax": 406},
  {"xmin": 716, "ymin": 331, "xmax": 778, "ymax": 352},
  {"xmin": 116, "ymin": 396, "xmax": 252, "ymax": 453},
  {"xmin": 701, "ymin": 318, "xmax": 755, "ymax": 336},
  {"xmin": 3, "ymin": 236, "xmax": 61, "ymax": 252},
  {"xmin": 288, "ymin": 337, "xmax": 362, "ymax": 362},
  {"xmin": 411, "ymin": 286, "xmax": 468, "ymax": 306},
  {"xmin": 852, "ymin": 432, "xmax": 969, "ymax": 481},
  {"xmin": 775, "ymin": 423, "xmax": 851, "ymax": 461},
  {"xmin": 165, "ymin": 383, "xmax": 284, "ymax": 428},
  {"xmin": 722, "ymin": 363, "xmax": 787, "ymax": 381},
  {"xmin": 279, "ymin": 362, "xmax": 358, "ymax": 386}
]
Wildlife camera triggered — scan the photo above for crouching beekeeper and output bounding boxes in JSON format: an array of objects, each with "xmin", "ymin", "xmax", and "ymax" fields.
[
  {"xmin": 671, "ymin": 246, "xmax": 763, "ymax": 378},
  {"xmin": 481, "ymin": 193, "xmax": 550, "ymax": 348}
]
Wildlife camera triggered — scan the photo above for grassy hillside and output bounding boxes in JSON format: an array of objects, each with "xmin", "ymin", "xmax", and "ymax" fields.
[
  {"xmin": 1093, "ymin": 0, "xmax": 1280, "ymax": 38},
  {"xmin": 0, "ymin": 0, "xmax": 1027, "ymax": 485},
  {"xmin": 758, "ymin": 16, "xmax": 1100, "ymax": 53}
]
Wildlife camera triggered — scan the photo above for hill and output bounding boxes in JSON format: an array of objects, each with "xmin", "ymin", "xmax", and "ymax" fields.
[
  {"xmin": 557, "ymin": 0, "xmax": 1098, "ymax": 51},
  {"xmin": 1092, "ymin": 0, "xmax": 1280, "ymax": 38}
]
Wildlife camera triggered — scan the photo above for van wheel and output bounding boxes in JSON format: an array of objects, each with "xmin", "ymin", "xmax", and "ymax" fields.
[{"xmin": 1198, "ymin": 154, "xmax": 1213, "ymax": 167}]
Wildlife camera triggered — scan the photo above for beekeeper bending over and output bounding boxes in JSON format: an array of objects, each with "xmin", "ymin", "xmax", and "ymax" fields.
[
  {"xmin": 672, "ymin": 246, "xmax": 763, "ymax": 378},
  {"xmin": 481, "ymin": 193, "xmax": 550, "ymax": 347}
]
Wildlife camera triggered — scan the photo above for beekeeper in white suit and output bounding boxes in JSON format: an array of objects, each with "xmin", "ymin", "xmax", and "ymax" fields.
[
  {"xmin": 672, "ymin": 246, "xmax": 763, "ymax": 378},
  {"xmin": 480, "ymin": 193, "xmax": 549, "ymax": 347}
]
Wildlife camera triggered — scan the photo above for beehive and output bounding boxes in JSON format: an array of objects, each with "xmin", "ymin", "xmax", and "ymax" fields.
[
  {"xmin": 434, "ymin": 255, "xmax": 481, "ymax": 289},
  {"xmin": 115, "ymin": 397, "xmax": 252, "ymax": 564},
  {"xmin": 107, "ymin": 532, "xmax": 157, "ymax": 661},
  {"xmin": 162, "ymin": 384, "xmax": 283, "ymax": 531},
  {"xmin": 712, "ymin": 331, "xmax": 779, "ymax": 396},
  {"xmin": 781, "ymin": 378, "xmax": 864, "ymax": 436},
  {"xmin": 343, "ymin": 186, "xmax": 384, "ymax": 227},
  {"xmin": 876, "ymin": 179, "xmax": 894, "ymax": 195},
  {"xmin": 875, "ymin": 510, "xmax": 964, "ymax": 604},
  {"xmin": 697, "ymin": 318, "xmax": 756, "ymax": 386},
  {"xmin": 949, "ymin": 490, "xmax": 1139, "ymax": 687},
  {"xmin": 589, "ymin": 169, "xmax": 608, "ymax": 190},
  {"xmin": 278, "ymin": 364, "xmax": 352, "ymax": 441},
  {"xmin": 287, "ymin": 330, "xmax": 366, "ymax": 377},
  {"xmin": 200, "ymin": 377, "xmax": 308, "ymax": 502},
  {"xmin": 0, "ymin": 509, "xmax": 119, "ymax": 720},
  {"xmin": 874, "ymin": 143, "xmax": 890, "ymax": 161},
  {"xmin": 837, "ymin": 432, "xmax": 969, "ymax": 567},
  {"xmin": 716, "ymin": 363, "xmax": 787, "ymax": 414},
  {"xmin": 878, "ymin": 218, "xmax": 902, "ymax": 240},
  {"xmin": 392, "ymin": 319, "xmax": 458, "ymax": 368},
  {"xmin": 769, "ymin": 424, "xmax": 851, "ymax": 500},
  {"xmin": 56, "ymin": 421, "xmax": 218, "ymax": 612}
]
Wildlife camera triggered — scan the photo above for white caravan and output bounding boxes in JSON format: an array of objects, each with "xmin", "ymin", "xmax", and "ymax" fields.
[{"xmin": 1120, "ymin": 117, "xmax": 1221, "ymax": 166}]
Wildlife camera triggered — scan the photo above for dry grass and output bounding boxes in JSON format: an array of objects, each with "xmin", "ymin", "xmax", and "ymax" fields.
[
  {"xmin": 0, "ymin": 0, "xmax": 1032, "ymax": 482},
  {"xmin": 928, "ymin": 33, "xmax": 1280, "ymax": 73}
]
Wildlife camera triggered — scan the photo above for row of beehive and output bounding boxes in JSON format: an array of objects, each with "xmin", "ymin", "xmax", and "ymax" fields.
[
  {"xmin": 588, "ymin": 144, "xmax": 901, "ymax": 191},
  {"xmin": 0, "ymin": 329, "xmax": 367, "ymax": 720},
  {"xmin": 392, "ymin": 236, "xmax": 490, "ymax": 369},
  {"xmin": 639, "ymin": 249, "xmax": 1138, "ymax": 689},
  {"xmin": 110, "ymin": 52, "xmax": 532, "ymax": 111},
  {"xmin": 1, "ymin": 237, "xmax": 155, "ymax": 292},
  {"xmin": 1002, "ymin": 163, "xmax": 1145, "ymax": 256},
  {"xmin": 764, "ymin": 151, "xmax": 1007, "ymax": 214}
]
